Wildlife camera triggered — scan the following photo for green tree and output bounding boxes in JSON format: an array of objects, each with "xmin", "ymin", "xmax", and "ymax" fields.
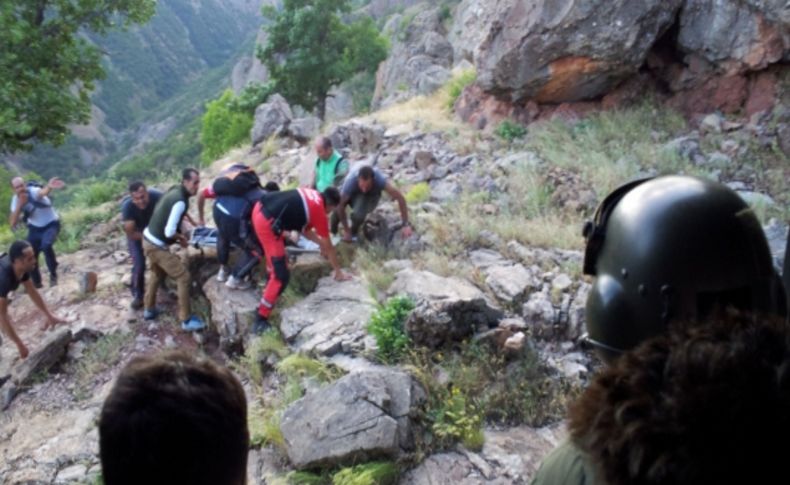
[
  {"xmin": 201, "ymin": 90, "xmax": 254, "ymax": 163},
  {"xmin": 0, "ymin": 0, "xmax": 156, "ymax": 152},
  {"xmin": 258, "ymin": 0, "xmax": 388, "ymax": 120}
]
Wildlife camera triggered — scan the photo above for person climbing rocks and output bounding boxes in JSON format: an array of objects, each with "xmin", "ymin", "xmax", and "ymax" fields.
[
  {"xmin": 121, "ymin": 181, "xmax": 163, "ymax": 310},
  {"xmin": 310, "ymin": 136, "xmax": 348, "ymax": 192}
]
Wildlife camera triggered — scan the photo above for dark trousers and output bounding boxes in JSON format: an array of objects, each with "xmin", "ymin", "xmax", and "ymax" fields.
[
  {"xmin": 330, "ymin": 191, "xmax": 382, "ymax": 236},
  {"xmin": 215, "ymin": 207, "xmax": 260, "ymax": 279},
  {"xmin": 128, "ymin": 238, "xmax": 145, "ymax": 300},
  {"xmin": 27, "ymin": 220, "xmax": 60, "ymax": 285}
]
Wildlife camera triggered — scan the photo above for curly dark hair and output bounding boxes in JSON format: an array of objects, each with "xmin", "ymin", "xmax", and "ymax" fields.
[{"xmin": 569, "ymin": 313, "xmax": 790, "ymax": 485}]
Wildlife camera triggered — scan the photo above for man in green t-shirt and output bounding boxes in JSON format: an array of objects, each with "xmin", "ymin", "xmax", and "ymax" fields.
[{"xmin": 310, "ymin": 137, "xmax": 348, "ymax": 193}]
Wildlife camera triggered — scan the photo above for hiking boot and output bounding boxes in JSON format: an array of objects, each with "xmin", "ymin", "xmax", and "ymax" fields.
[
  {"xmin": 130, "ymin": 298, "xmax": 144, "ymax": 310},
  {"xmin": 181, "ymin": 315, "xmax": 206, "ymax": 332},
  {"xmin": 143, "ymin": 307, "xmax": 161, "ymax": 321},
  {"xmin": 49, "ymin": 275, "xmax": 58, "ymax": 287},
  {"xmin": 216, "ymin": 266, "xmax": 228, "ymax": 282},
  {"xmin": 225, "ymin": 275, "xmax": 252, "ymax": 290},
  {"xmin": 252, "ymin": 315, "xmax": 271, "ymax": 335}
]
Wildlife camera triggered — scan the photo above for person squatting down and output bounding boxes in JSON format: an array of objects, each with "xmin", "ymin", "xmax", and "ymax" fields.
[
  {"xmin": 0, "ymin": 240, "xmax": 66, "ymax": 359},
  {"xmin": 251, "ymin": 186, "xmax": 351, "ymax": 334}
]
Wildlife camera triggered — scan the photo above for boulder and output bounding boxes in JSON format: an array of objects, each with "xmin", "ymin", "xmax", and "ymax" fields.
[
  {"xmin": 281, "ymin": 368, "xmax": 426, "ymax": 469},
  {"xmin": 288, "ymin": 116, "xmax": 321, "ymax": 143},
  {"xmin": 279, "ymin": 277, "xmax": 376, "ymax": 356},
  {"xmin": 327, "ymin": 121, "xmax": 385, "ymax": 154},
  {"xmin": 484, "ymin": 263, "xmax": 539, "ymax": 308},
  {"xmin": 3, "ymin": 328, "xmax": 72, "ymax": 409},
  {"xmin": 473, "ymin": 0, "xmax": 682, "ymax": 103},
  {"xmin": 202, "ymin": 278, "xmax": 260, "ymax": 355},
  {"xmin": 388, "ymin": 269, "xmax": 503, "ymax": 348},
  {"xmin": 251, "ymin": 94, "xmax": 293, "ymax": 146},
  {"xmin": 677, "ymin": 0, "xmax": 789, "ymax": 75}
]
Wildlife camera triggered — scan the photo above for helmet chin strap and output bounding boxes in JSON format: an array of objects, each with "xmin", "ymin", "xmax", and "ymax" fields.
[{"xmin": 581, "ymin": 333, "xmax": 626, "ymax": 355}]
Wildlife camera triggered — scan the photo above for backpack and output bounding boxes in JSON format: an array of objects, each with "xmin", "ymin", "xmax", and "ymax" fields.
[
  {"xmin": 21, "ymin": 181, "xmax": 52, "ymax": 225},
  {"xmin": 212, "ymin": 165, "xmax": 261, "ymax": 197}
]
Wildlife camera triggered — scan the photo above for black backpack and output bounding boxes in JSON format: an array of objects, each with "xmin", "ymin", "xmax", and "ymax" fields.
[
  {"xmin": 21, "ymin": 181, "xmax": 52, "ymax": 225},
  {"xmin": 212, "ymin": 165, "xmax": 262, "ymax": 197}
]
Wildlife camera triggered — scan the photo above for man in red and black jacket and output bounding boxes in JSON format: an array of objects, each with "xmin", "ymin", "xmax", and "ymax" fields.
[{"xmin": 251, "ymin": 186, "xmax": 351, "ymax": 333}]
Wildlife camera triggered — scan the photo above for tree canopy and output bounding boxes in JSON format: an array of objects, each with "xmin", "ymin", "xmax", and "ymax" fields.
[
  {"xmin": 0, "ymin": 0, "xmax": 156, "ymax": 153},
  {"xmin": 258, "ymin": 0, "xmax": 388, "ymax": 120}
]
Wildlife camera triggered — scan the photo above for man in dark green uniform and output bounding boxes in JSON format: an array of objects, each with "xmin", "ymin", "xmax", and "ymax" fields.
[
  {"xmin": 531, "ymin": 175, "xmax": 787, "ymax": 485},
  {"xmin": 142, "ymin": 168, "xmax": 204, "ymax": 332}
]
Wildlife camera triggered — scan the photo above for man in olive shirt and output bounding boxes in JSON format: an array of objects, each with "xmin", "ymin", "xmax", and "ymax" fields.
[
  {"xmin": 142, "ymin": 169, "xmax": 204, "ymax": 332},
  {"xmin": 0, "ymin": 240, "xmax": 66, "ymax": 359}
]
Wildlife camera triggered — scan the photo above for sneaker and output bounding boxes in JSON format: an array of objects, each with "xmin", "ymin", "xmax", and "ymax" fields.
[
  {"xmin": 181, "ymin": 315, "xmax": 206, "ymax": 332},
  {"xmin": 130, "ymin": 298, "xmax": 144, "ymax": 310},
  {"xmin": 216, "ymin": 267, "xmax": 228, "ymax": 282},
  {"xmin": 252, "ymin": 315, "xmax": 271, "ymax": 335},
  {"xmin": 49, "ymin": 275, "xmax": 58, "ymax": 287},
  {"xmin": 143, "ymin": 307, "xmax": 161, "ymax": 320},
  {"xmin": 225, "ymin": 275, "xmax": 252, "ymax": 290}
]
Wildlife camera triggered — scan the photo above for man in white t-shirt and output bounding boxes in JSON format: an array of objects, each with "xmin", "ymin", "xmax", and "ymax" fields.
[{"xmin": 8, "ymin": 176, "xmax": 63, "ymax": 288}]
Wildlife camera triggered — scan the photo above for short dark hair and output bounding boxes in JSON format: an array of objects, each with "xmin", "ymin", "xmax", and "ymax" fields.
[
  {"xmin": 9, "ymin": 240, "xmax": 31, "ymax": 263},
  {"xmin": 322, "ymin": 186, "xmax": 341, "ymax": 208},
  {"xmin": 264, "ymin": 181, "xmax": 281, "ymax": 192},
  {"xmin": 182, "ymin": 168, "xmax": 199, "ymax": 181},
  {"xmin": 318, "ymin": 136, "xmax": 332, "ymax": 150},
  {"xmin": 358, "ymin": 165, "xmax": 374, "ymax": 181},
  {"xmin": 569, "ymin": 313, "xmax": 790, "ymax": 485},
  {"xmin": 99, "ymin": 351, "xmax": 249, "ymax": 485},
  {"xmin": 128, "ymin": 181, "xmax": 146, "ymax": 193}
]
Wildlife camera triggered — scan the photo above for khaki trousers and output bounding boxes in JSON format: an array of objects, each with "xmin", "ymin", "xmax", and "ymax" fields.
[{"xmin": 143, "ymin": 240, "xmax": 190, "ymax": 321}]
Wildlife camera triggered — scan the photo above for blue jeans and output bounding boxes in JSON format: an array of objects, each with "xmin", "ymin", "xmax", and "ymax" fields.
[
  {"xmin": 128, "ymin": 238, "xmax": 145, "ymax": 300},
  {"xmin": 27, "ymin": 220, "xmax": 60, "ymax": 285}
]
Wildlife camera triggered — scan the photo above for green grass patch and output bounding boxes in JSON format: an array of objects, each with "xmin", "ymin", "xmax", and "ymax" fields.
[
  {"xmin": 368, "ymin": 296, "xmax": 415, "ymax": 364},
  {"xmin": 332, "ymin": 462, "xmax": 399, "ymax": 485},
  {"xmin": 495, "ymin": 119, "xmax": 527, "ymax": 142},
  {"xmin": 276, "ymin": 354, "xmax": 343, "ymax": 384}
]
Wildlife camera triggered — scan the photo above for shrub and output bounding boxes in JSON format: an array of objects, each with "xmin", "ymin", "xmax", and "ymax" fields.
[
  {"xmin": 368, "ymin": 296, "xmax": 415, "ymax": 363},
  {"xmin": 405, "ymin": 182, "xmax": 430, "ymax": 204},
  {"xmin": 495, "ymin": 119, "xmax": 527, "ymax": 142},
  {"xmin": 429, "ymin": 386, "xmax": 484, "ymax": 450},
  {"xmin": 444, "ymin": 68, "xmax": 476, "ymax": 110}
]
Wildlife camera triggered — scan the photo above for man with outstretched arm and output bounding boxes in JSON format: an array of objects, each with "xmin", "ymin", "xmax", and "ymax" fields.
[
  {"xmin": 332, "ymin": 165, "xmax": 414, "ymax": 242},
  {"xmin": 0, "ymin": 240, "xmax": 66, "ymax": 359},
  {"xmin": 251, "ymin": 186, "xmax": 351, "ymax": 334},
  {"xmin": 9, "ymin": 176, "xmax": 64, "ymax": 287}
]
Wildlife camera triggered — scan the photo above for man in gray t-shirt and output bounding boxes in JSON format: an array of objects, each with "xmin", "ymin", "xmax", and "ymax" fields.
[
  {"xmin": 9, "ymin": 176, "xmax": 63, "ymax": 288},
  {"xmin": 332, "ymin": 165, "xmax": 413, "ymax": 242}
]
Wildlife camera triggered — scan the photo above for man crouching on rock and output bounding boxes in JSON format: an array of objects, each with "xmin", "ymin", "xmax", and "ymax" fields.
[
  {"xmin": 0, "ymin": 240, "xmax": 66, "ymax": 359},
  {"xmin": 251, "ymin": 186, "xmax": 351, "ymax": 334}
]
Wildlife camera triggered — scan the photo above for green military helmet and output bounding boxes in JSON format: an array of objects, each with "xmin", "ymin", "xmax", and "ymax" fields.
[{"xmin": 582, "ymin": 175, "xmax": 787, "ymax": 359}]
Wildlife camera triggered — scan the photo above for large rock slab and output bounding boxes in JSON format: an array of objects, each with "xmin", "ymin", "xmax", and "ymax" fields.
[
  {"xmin": 388, "ymin": 269, "xmax": 503, "ymax": 348},
  {"xmin": 327, "ymin": 121, "xmax": 385, "ymax": 154},
  {"xmin": 202, "ymin": 278, "xmax": 260, "ymax": 355},
  {"xmin": 281, "ymin": 368, "xmax": 426, "ymax": 469},
  {"xmin": 279, "ymin": 277, "xmax": 376, "ymax": 356},
  {"xmin": 3, "ymin": 328, "xmax": 72, "ymax": 410},
  {"xmin": 472, "ymin": 0, "xmax": 683, "ymax": 103}
]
